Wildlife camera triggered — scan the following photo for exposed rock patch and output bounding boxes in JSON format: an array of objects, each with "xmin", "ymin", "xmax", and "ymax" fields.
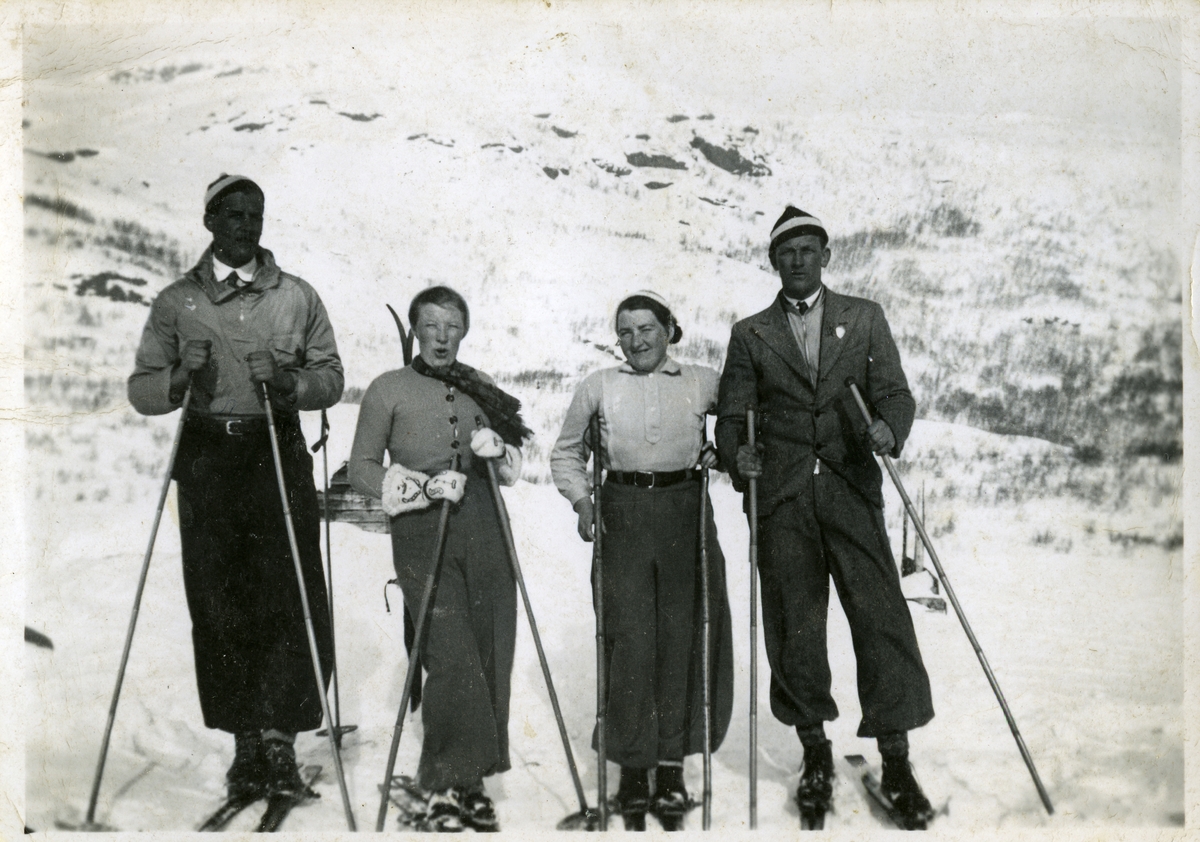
[
  {"xmin": 73, "ymin": 272, "xmax": 150, "ymax": 306},
  {"xmin": 626, "ymin": 152, "xmax": 687, "ymax": 170},
  {"xmin": 689, "ymin": 135, "xmax": 771, "ymax": 176}
]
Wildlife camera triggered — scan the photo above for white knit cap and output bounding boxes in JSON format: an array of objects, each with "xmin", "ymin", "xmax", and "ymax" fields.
[{"xmin": 204, "ymin": 174, "xmax": 259, "ymax": 211}]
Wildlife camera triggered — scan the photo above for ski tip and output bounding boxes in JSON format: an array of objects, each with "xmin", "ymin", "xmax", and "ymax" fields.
[{"xmin": 843, "ymin": 754, "xmax": 868, "ymax": 768}]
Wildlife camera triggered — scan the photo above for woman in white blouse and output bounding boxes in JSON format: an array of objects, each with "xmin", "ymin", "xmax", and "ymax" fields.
[{"xmin": 550, "ymin": 291, "xmax": 734, "ymax": 832}]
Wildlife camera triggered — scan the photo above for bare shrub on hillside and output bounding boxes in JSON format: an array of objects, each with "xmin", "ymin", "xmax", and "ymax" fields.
[
  {"xmin": 96, "ymin": 219, "xmax": 189, "ymax": 277},
  {"xmin": 675, "ymin": 336, "xmax": 725, "ymax": 369},
  {"xmin": 25, "ymin": 193, "xmax": 96, "ymax": 223},
  {"xmin": 26, "ymin": 372, "xmax": 124, "ymax": 413}
]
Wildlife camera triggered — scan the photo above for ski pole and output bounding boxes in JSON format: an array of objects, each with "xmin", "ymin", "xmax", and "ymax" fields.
[
  {"xmin": 261, "ymin": 385, "xmax": 356, "ymax": 831},
  {"xmin": 845, "ymin": 378, "xmax": 1054, "ymax": 815},
  {"xmin": 314, "ymin": 410, "xmax": 356, "ymax": 747},
  {"xmin": 85, "ymin": 384, "xmax": 193, "ymax": 829},
  {"xmin": 745, "ymin": 408, "xmax": 759, "ymax": 830},
  {"xmin": 321, "ymin": 412, "xmax": 342, "ymax": 741},
  {"xmin": 375, "ymin": 454, "xmax": 459, "ymax": 832},
  {"xmin": 591, "ymin": 414, "xmax": 609, "ymax": 831},
  {"xmin": 699, "ymin": 430, "xmax": 713, "ymax": 831},
  {"xmin": 480, "ymin": 417, "xmax": 599, "ymax": 831}
]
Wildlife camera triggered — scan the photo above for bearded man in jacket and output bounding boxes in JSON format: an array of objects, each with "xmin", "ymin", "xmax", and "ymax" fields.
[
  {"xmin": 716, "ymin": 206, "xmax": 935, "ymax": 827},
  {"xmin": 128, "ymin": 174, "xmax": 343, "ymax": 803}
]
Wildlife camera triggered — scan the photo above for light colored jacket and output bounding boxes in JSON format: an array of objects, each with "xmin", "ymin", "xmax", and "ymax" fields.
[
  {"xmin": 550, "ymin": 356, "xmax": 718, "ymax": 507},
  {"xmin": 128, "ymin": 246, "xmax": 343, "ymax": 417}
]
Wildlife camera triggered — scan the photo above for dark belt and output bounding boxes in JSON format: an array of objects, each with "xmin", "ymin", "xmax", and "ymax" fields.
[
  {"xmin": 186, "ymin": 415, "xmax": 274, "ymax": 436},
  {"xmin": 606, "ymin": 469, "xmax": 700, "ymax": 488}
]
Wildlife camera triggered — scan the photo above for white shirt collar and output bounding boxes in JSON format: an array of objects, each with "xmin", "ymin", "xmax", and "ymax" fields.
[
  {"xmin": 619, "ymin": 355, "xmax": 682, "ymax": 376},
  {"xmin": 213, "ymin": 254, "xmax": 258, "ymax": 285},
  {"xmin": 784, "ymin": 285, "xmax": 824, "ymax": 311}
]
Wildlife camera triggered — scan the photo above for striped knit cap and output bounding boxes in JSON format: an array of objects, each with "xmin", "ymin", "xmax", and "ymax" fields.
[
  {"xmin": 769, "ymin": 206, "xmax": 828, "ymax": 265},
  {"xmin": 204, "ymin": 174, "xmax": 263, "ymax": 214}
]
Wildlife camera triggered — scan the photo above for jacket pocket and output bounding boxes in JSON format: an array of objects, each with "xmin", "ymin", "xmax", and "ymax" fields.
[{"xmin": 273, "ymin": 332, "xmax": 305, "ymax": 367}]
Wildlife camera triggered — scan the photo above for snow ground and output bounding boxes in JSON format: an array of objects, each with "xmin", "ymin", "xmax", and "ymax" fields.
[{"xmin": 25, "ymin": 422, "xmax": 1182, "ymax": 832}]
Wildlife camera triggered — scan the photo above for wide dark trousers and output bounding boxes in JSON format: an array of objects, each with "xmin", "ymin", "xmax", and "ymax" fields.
[
  {"xmin": 596, "ymin": 479, "xmax": 735, "ymax": 768},
  {"xmin": 173, "ymin": 415, "xmax": 332, "ymax": 734},
  {"xmin": 389, "ymin": 480, "xmax": 516, "ymax": 791},
  {"xmin": 758, "ymin": 469, "xmax": 933, "ymax": 737}
]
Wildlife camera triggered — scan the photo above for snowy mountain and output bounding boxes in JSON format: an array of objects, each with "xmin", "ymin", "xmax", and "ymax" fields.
[{"xmin": 20, "ymin": 9, "xmax": 1182, "ymax": 834}]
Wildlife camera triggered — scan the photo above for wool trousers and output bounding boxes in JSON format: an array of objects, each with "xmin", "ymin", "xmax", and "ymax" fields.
[
  {"xmin": 174, "ymin": 414, "xmax": 332, "ymax": 734},
  {"xmin": 596, "ymin": 479, "xmax": 734, "ymax": 769},
  {"xmin": 389, "ymin": 479, "xmax": 516, "ymax": 791},
  {"xmin": 758, "ymin": 468, "xmax": 934, "ymax": 738}
]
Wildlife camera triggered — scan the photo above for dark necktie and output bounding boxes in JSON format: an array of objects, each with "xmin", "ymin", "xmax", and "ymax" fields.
[{"xmin": 795, "ymin": 300, "xmax": 809, "ymax": 316}]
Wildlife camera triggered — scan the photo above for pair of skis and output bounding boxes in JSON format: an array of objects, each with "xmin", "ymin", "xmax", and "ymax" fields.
[{"xmin": 197, "ymin": 766, "xmax": 322, "ymax": 833}]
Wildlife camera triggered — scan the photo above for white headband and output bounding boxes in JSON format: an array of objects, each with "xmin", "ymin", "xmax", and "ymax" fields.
[
  {"xmin": 614, "ymin": 289, "xmax": 675, "ymax": 331},
  {"xmin": 770, "ymin": 214, "xmax": 825, "ymax": 243},
  {"xmin": 204, "ymin": 174, "xmax": 255, "ymax": 210}
]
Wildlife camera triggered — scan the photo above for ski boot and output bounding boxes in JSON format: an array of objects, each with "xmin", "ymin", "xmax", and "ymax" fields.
[
  {"xmin": 880, "ymin": 754, "xmax": 935, "ymax": 830},
  {"xmin": 795, "ymin": 739, "xmax": 834, "ymax": 830},
  {"xmin": 226, "ymin": 732, "xmax": 268, "ymax": 801},
  {"xmin": 263, "ymin": 739, "xmax": 318, "ymax": 802},
  {"xmin": 650, "ymin": 762, "xmax": 690, "ymax": 831},
  {"xmin": 422, "ymin": 787, "xmax": 465, "ymax": 833},
  {"xmin": 615, "ymin": 767, "xmax": 650, "ymax": 832},
  {"xmin": 460, "ymin": 786, "xmax": 500, "ymax": 833}
]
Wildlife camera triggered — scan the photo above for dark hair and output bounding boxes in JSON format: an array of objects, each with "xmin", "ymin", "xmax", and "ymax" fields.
[
  {"xmin": 204, "ymin": 177, "xmax": 264, "ymax": 216},
  {"xmin": 616, "ymin": 295, "xmax": 682, "ymax": 344},
  {"xmin": 409, "ymin": 285, "xmax": 470, "ymax": 335}
]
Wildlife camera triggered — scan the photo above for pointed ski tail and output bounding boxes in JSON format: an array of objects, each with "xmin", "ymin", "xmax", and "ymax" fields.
[
  {"xmin": 199, "ymin": 793, "xmax": 263, "ymax": 832},
  {"xmin": 387, "ymin": 304, "xmax": 415, "ymax": 366}
]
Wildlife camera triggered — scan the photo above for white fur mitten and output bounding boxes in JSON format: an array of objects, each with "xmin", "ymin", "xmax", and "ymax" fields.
[
  {"xmin": 496, "ymin": 444, "xmax": 522, "ymax": 486},
  {"xmin": 381, "ymin": 463, "xmax": 431, "ymax": 516},
  {"xmin": 470, "ymin": 427, "xmax": 506, "ymax": 459},
  {"xmin": 424, "ymin": 470, "xmax": 467, "ymax": 504}
]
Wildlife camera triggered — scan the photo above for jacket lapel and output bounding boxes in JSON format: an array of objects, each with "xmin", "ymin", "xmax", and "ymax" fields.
[
  {"xmin": 747, "ymin": 297, "xmax": 814, "ymax": 388},
  {"xmin": 817, "ymin": 290, "xmax": 855, "ymax": 383}
]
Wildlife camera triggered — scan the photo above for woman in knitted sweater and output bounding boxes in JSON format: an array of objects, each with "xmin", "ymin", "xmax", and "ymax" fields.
[{"xmin": 349, "ymin": 286, "xmax": 530, "ymax": 832}]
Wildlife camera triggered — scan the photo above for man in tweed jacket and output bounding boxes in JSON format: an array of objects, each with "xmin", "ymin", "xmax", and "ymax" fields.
[{"xmin": 716, "ymin": 206, "xmax": 935, "ymax": 826}]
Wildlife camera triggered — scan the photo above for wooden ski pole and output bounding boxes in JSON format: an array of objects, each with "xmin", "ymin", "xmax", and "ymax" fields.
[
  {"xmin": 375, "ymin": 455, "xmax": 459, "ymax": 832},
  {"xmin": 261, "ymin": 386, "xmax": 356, "ymax": 831},
  {"xmin": 85, "ymin": 385, "xmax": 193, "ymax": 829},
  {"xmin": 591, "ymin": 414, "xmax": 609, "ymax": 831},
  {"xmin": 746, "ymin": 408, "xmax": 759, "ymax": 829},
  {"xmin": 477, "ymin": 423, "xmax": 599, "ymax": 830},
  {"xmin": 323, "ymin": 414, "xmax": 340, "ymax": 738},
  {"xmin": 846, "ymin": 378, "xmax": 1054, "ymax": 815},
  {"xmin": 699, "ymin": 431, "xmax": 713, "ymax": 830},
  {"xmin": 314, "ymin": 410, "xmax": 357, "ymax": 746}
]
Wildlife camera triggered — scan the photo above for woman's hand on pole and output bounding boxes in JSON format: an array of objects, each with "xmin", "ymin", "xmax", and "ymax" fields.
[
  {"xmin": 470, "ymin": 427, "xmax": 506, "ymax": 459},
  {"xmin": 699, "ymin": 441, "xmax": 719, "ymax": 470},
  {"xmin": 425, "ymin": 471, "xmax": 467, "ymax": 504},
  {"xmin": 573, "ymin": 497, "xmax": 596, "ymax": 543}
]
